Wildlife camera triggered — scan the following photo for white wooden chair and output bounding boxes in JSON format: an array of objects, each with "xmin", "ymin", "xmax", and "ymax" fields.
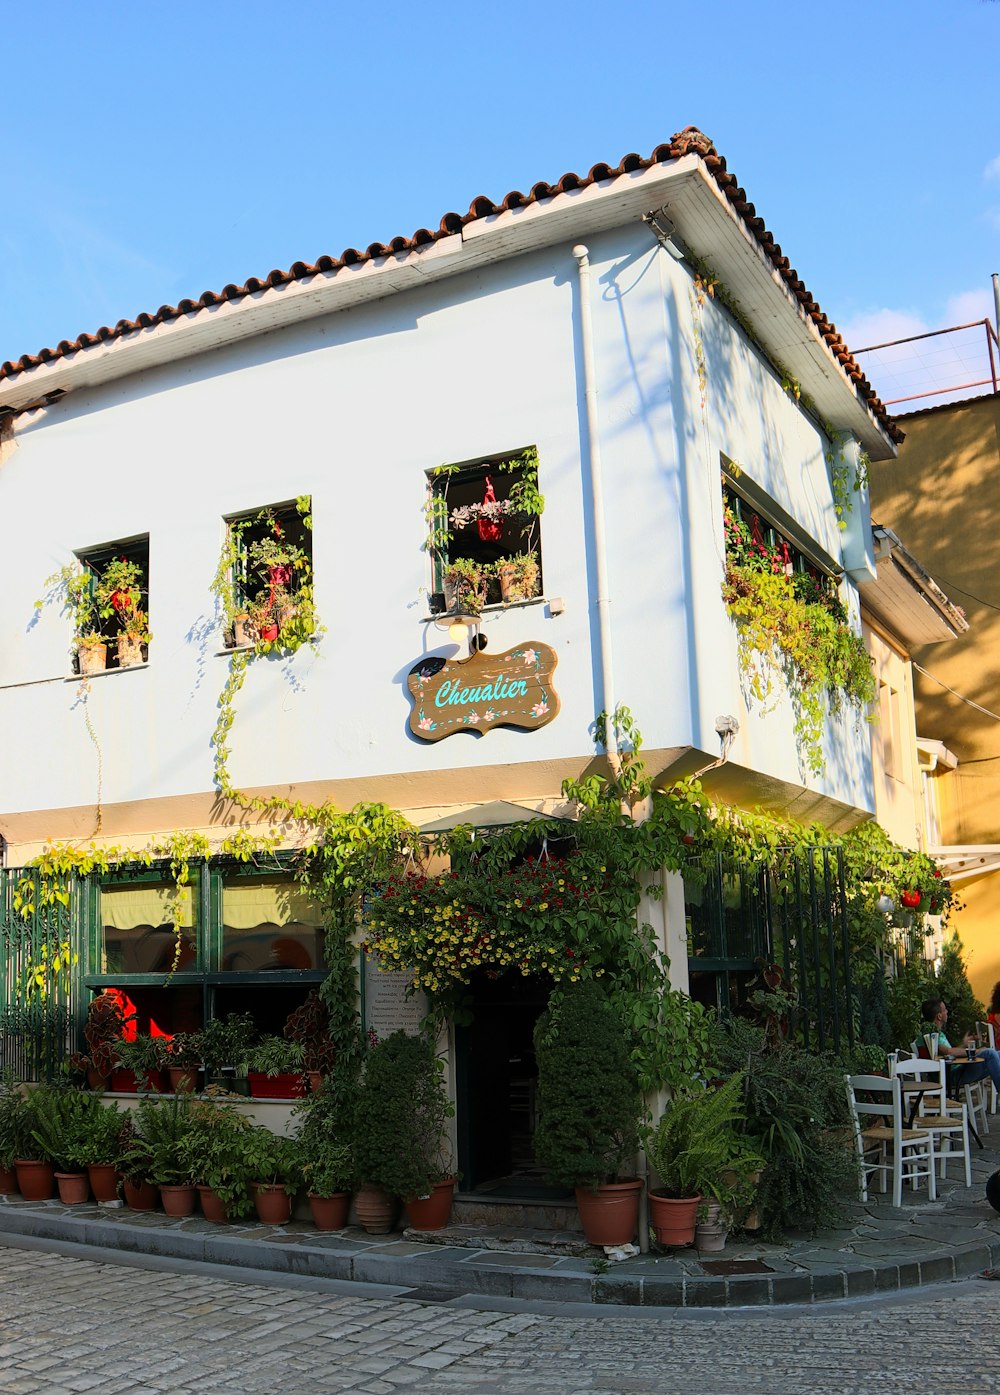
[
  {"xmin": 890, "ymin": 1055, "xmax": 972, "ymax": 1187},
  {"xmin": 975, "ymin": 1021, "xmax": 999, "ymax": 1115},
  {"xmin": 845, "ymin": 1073, "xmax": 936, "ymax": 1207},
  {"xmin": 906, "ymin": 1040, "xmax": 989, "ymax": 1141}
]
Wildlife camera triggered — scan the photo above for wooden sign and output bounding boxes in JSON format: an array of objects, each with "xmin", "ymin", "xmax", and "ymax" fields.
[
  {"xmin": 361, "ymin": 951, "xmax": 428, "ymax": 1039},
  {"xmin": 407, "ymin": 642, "xmax": 559, "ymax": 741}
]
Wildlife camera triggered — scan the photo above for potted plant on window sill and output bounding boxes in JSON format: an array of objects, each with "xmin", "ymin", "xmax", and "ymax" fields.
[
  {"xmin": 533, "ymin": 981, "xmax": 644, "ymax": 1247},
  {"xmin": 111, "ymin": 1034, "xmax": 170, "ymax": 1094},
  {"xmin": 195, "ymin": 1013, "xmax": 257, "ymax": 1096},
  {"xmin": 283, "ymin": 990, "xmax": 337, "ymax": 1091},
  {"xmin": 245, "ymin": 1036, "xmax": 306, "ymax": 1099},
  {"xmin": 166, "ymin": 1032, "xmax": 202, "ymax": 1094},
  {"xmin": 76, "ymin": 632, "xmax": 109, "ymax": 676},
  {"xmin": 491, "ymin": 552, "xmax": 541, "ymax": 605},
  {"xmin": 116, "ymin": 608, "xmax": 152, "ymax": 668},
  {"xmin": 442, "ymin": 557, "xmax": 487, "ymax": 615}
]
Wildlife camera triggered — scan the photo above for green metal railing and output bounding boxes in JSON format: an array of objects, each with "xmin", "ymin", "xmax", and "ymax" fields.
[
  {"xmin": 686, "ymin": 847, "xmax": 854, "ymax": 1053},
  {"xmin": 0, "ymin": 867, "xmax": 83, "ymax": 1081}
]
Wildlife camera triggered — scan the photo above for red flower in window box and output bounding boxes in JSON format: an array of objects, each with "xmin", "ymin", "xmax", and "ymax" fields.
[{"xmin": 900, "ymin": 889, "xmax": 922, "ymax": 909}]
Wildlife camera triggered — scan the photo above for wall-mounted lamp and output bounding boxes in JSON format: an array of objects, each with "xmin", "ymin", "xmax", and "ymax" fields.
[
  {"xmin": 434, "ymin": 613, "xmax": 486, "ymax": 660},
  {"xmin": 642, "ymin": 209, "xmax": 686, "ymax": 261}
]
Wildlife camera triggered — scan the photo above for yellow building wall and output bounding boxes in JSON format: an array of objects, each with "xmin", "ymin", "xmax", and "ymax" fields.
[
  {"xmin": 863, "ymin": 620, "xmax": 923, "ymax": 850},
  {"xmin": 868, "ymin": 394, "xmax": 1000, "ymax": 1002}
]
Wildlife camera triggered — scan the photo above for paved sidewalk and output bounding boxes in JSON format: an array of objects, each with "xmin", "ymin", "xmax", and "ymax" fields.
[{"xmin": 3, "ymin": 1136, "xmax": 1000, "ymax": 1310}]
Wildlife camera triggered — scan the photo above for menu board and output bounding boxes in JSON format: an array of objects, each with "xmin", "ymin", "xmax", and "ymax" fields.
[{"xmin": 361, "ymin": 951, "xmax": 428, "ymax": 1039}]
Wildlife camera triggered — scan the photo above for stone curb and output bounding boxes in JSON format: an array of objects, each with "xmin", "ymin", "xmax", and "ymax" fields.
[{"xmin": 1, "ymin": 1203, "xmax": 997, "ymax": 1309}]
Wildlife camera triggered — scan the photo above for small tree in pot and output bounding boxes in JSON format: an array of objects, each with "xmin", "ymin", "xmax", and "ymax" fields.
[
  {"xmin": 353, "ymin": 1030, "xmax": 455, "ymax": 1233},
  {"xmin": 533, "ymin": 981, "xmax": 643, "ymax": 1246}
]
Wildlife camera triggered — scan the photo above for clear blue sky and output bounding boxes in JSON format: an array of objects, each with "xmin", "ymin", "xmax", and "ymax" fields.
[{"xmin": 1, "ymin": 1, "xmax": 996, "ymax": 377}]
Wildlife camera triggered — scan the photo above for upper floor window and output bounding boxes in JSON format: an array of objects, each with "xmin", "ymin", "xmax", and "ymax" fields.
[
  {"xmin": 74, "ymin": 536, "xmax": 151, "ymax": 674},
  {"xmin": 216, "ymin": 498, "xmax": 314, "ymax": 649},
  {"xmin": 722, "ymin": 486, "xmax": 845, "ymax": 621},
  {"xmin": 426, "ymin": 447, "xmax": 544, "ymax": 615}
]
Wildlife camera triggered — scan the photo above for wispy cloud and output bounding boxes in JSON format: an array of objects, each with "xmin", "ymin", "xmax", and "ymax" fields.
[{"xmin": 984, "ymin": 154, "xmax": 1000, "ymax": 181}]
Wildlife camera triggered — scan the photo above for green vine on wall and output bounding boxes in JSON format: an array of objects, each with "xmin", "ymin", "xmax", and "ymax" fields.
[{"xmin": 722, "ymin": 504, "xmax": 876, "ymax": 775}]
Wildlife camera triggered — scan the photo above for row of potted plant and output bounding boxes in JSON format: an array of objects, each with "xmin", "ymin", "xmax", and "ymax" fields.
[
  {"xmin": 0, "ymin": 1024, "xmax": 457, "ymax": 1236},
  {"xmin": 71, "ymin": 994, "xmax": 336, "ymax": 1100},
  {"xmin": 440, "ymin": 552, "xmax": 541, "ymax": 615}
]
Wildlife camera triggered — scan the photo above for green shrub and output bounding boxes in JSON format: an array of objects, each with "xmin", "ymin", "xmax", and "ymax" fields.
[
  {"xmin": 354, "ymin": 1031, "xmax": 453, "ymax": 1200},
  {"xmin": 533, "ymin": 981, "xmax": 642, "ymax": 1191},
  {"xmin": 711, "ymin": 1016, "xmax": 857, "ymax": 1238},
  {"xmin": 645, "ymin": 1073, "xmax": 764, "ymax": 1210}
]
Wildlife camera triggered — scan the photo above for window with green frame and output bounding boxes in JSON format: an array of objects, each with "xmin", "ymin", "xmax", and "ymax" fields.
[
  {"xmin": 427, "ymin": 448, "xmax": 544, "ymax": 609},
  {"xmin": 84, "ymin": 858, "xmax": 326, "ymax": 1038},
  {"xmin": 221, "ymin": 499, "xmax": 313, "ymax": 648}
]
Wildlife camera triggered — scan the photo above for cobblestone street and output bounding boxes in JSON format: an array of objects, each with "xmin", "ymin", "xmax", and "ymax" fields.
[{"xmin": 2, "ymin": 1244, "xmax": 1000, "ymax": 1394}]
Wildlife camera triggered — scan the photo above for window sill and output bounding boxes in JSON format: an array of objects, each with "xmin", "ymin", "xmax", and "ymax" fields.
[
  {"xmin": 421, "ymin": 595, "xmax": 551, "ymax": 623},
  {"xmin": 64, "ymin": 662, "xmax": 149, "ymax": 682}
]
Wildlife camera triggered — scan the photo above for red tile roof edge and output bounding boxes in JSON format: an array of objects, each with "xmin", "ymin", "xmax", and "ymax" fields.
[
  {"xmin": 891, "ymin": 390, "xmax": 1000, "ymax": 422},
  {"xmin": 0, "ymin": 126, "xmax": 900, "ymax": 442}
]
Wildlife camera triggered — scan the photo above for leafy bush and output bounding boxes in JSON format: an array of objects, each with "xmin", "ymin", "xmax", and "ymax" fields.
[
  {"xmin": 353, "ymin": 1030, "xmax": 453, "ymax": 1200},
  {"xmin": 0, "ymin": 1074, "xmax": 33, "ymax": 1169},
  {"xmin": 711, "ymin": 1016, "xmax": 857, "ymax": 1238},
  {"xmin": 935, "ymin": 933, "xmax": 985, "ymax": 1038},
  {"xmin": 533, "ymin": 981, "xmax": 642, "ymax": 1190}
]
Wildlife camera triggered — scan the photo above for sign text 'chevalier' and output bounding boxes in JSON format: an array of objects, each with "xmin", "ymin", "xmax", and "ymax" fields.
[{"xmin": 407, "ymin": 643, "xmax": 559, "ymax": 741}]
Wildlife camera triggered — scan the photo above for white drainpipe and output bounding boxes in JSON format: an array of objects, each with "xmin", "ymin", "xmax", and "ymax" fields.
[{"xmin": 572, "ymin": 244, "xmax": 617, "ymax": 759}]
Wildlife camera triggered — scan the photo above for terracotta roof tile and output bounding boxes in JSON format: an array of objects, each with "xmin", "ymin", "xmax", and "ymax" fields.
[{"xmin": 0, "ymin": 125, "xmax": 900, "ymax": 441}]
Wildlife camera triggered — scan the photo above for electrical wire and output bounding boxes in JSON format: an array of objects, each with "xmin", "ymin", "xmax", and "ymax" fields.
[
  {"xmin": 922, "ymin": 574, "xmax": 1000, "ymax": 614},
  {"xmin": 913, "ymin": 662, "xmax": 1000, "ymax": 722}
]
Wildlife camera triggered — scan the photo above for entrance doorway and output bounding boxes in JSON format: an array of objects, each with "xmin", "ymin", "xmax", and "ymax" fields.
[{"xmin": 455, "ymin": 971, "xmax": 559, "ymax": 1195}]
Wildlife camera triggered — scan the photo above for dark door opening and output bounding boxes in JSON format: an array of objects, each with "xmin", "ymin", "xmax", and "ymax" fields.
[{"xmin": 455, "ymin": 970, "xmax": 567, "ymax": 1198}]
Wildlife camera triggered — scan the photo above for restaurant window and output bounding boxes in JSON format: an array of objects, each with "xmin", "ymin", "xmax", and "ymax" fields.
[
  {"xmin": 75, "ymin": 535, "xmax": 151, "ymax": 671},
  {"xmin": 220, "ymin": 498, "xmax": 313, "ymax": 649},
  {"xmin": 427, "ymin": 447, "xmax": 544, "ymax": 610},
  {"xmin": 722, "ymin": 484, "xmax": 846, "ymax": 621},
  {"xmin": 86, "ymin": 858, "xmax": 326, "ymax": 1039}
]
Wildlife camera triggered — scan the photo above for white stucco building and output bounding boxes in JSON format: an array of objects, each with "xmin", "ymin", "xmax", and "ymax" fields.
[{"xmin": 0, "ymin": 127, "xmax": 904, "ymax": 1185}]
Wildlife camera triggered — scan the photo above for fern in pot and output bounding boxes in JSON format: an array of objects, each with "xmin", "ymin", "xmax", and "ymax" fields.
[{"xmin": 645, "ymin": 1072, "xmax": 762, "ymax": 1249}]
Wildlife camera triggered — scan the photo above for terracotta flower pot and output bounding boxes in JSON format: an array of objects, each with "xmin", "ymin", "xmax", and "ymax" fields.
[
  {"xmin": 78, "ymin": 642, "xmax": 108, "ymax": 675},
  {"xmin": 117, "ymin": 635, "xmax": 144, "ymax": 668},
  {"xmin": 55, "ymin": 1171, "xmax": 90, "ymax": 1205},
  {"xmin": 123, "ymin": 1178, "xmax": 159, "ymax": 1212},
  {"xmin": 695, "ymin": 1199, "xmax": 728, "ymax": 1252},
  {"xmin": 168, "ymin": 1065, "xmax": 199, "ymax": 1094},
  {"xmin": 158, "ymin": 1184, "xmax": 196, "ymax": 1217},
  {"xmin": 14, "ymin": 1159, "xmax": 54, "ymax": 1201},
  {"xmin": 251, "ymin": 1182, "xmax": 292, "ymax": 1225},
  {"xmin": 0, "ymin": 1165, "xmax": 18, "ymax": 1195},
  {"xmin": 354, "ymin": 1183, "xmax": 397, "ymax": 1234},
  {"xmin": 247, "ymin": 1072, "xmax": 305, "ymax": 1100},
  {"xmin": 197, "ymin": 1184, "xmax": 232, "ymax": 1223},
  {"xmin": 405, "ymin": 1178, "xmax": 456, "ymax": 1231},
  {"xmin": 308, "ymin": 1192, "xmax": 350, "ymax": 1232},
  {"xmin": 648, "ymin": 1191, "xmax": 701, "ymax": 1248},
  {"xmin": 87, "ymin": 1163, "xmax": 119, "ymax": 1202},
  {"xmin": 574, "ymin": 1179, "xmax": 642, "ymax": 1247}
]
